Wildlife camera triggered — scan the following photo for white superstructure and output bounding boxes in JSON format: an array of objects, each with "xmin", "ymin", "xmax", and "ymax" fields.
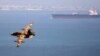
[{"xmin": 89, "ymin": 9, "xmax": 98, "ymax": 15}]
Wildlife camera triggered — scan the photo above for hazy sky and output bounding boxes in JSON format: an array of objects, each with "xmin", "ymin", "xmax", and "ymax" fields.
[{"xmin": 0, "ymin": 0, "xmax": 99, "ymax": 10}]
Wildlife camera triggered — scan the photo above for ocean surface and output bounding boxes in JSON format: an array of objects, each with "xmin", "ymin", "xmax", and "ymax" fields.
[{"xmin": 0, "ymin": 11, "xmax": 100, "ymax": 56}]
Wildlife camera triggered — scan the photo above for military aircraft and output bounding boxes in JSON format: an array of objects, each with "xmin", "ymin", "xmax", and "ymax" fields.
[{"xmin": 11, "ymin": 23, "xmax": 35, "ymax": 47}]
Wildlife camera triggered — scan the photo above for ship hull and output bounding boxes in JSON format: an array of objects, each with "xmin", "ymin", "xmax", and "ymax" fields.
[{"xmin": 52, "ymin": 14, "xmax": 100, "ymax": 19}]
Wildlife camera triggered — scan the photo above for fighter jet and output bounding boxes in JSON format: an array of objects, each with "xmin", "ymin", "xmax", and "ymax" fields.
[{"xmin": 11, "ymin": 22, "xmax": 35, "ymax": 47}]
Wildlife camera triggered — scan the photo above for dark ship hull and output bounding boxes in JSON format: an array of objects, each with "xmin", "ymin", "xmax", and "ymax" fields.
[{"xmin": 52, "ymin": 14, "xmax": 100, "ymax": 19}]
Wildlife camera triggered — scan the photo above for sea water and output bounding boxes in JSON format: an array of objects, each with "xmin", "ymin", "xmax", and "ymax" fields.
[{"xmin": 0, "ymin": 11, "xmax": 100, "ymax": 56}]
